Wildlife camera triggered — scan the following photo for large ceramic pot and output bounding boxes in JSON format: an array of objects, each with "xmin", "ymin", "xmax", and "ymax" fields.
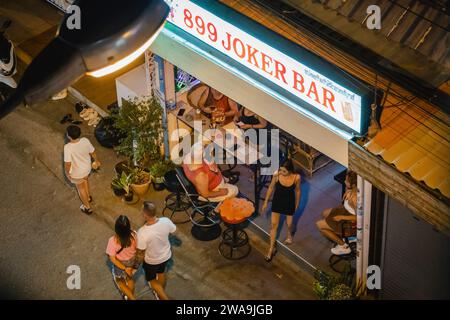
[{"xmin": 131, "ymin": 172, "xmax": 151, "ymax": 197}]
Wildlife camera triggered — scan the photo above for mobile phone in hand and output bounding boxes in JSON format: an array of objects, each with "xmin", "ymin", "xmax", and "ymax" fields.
[{"xmin": 177, "ymin": 108, "xmax": 186, "ymax": 117}]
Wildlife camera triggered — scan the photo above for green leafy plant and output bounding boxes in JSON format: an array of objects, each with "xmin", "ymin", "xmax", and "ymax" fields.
[
  {"xmin": 129, "ymin": 166, "xmax": 151, "ymax": 185},
  {"xmin": 149, "ymin": 159, "xmax": 175, "ymax": 181},
  {"xmin": 111, "ymin": 171, "xmax": 133, "ymax": 195},
  {"xmin": 313, "ymin": 266, "xmax": 357, "ymax": 300},
  {"xmin": 112, "ymin": 96, "xmax": 163, "ymax": 167}
]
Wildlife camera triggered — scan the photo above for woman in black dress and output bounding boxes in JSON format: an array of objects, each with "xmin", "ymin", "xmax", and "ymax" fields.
[{"xmin": 262, "ymin": 159, "xmax": 301, "ymax": 262}]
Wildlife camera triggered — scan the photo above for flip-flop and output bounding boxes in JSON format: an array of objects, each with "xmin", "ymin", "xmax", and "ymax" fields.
[{"xmin": 60, "ymin": 113, "xmax": 72, "ymax": 124}]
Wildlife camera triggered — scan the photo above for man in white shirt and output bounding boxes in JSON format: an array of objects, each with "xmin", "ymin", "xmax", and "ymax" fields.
[
  {"xmin": 64, "ymin": 125, "xmax": 101, "ymax": 215},
  {"xmin": 136, "ymin": 202, "xmax": 176, "ymax": 300}
]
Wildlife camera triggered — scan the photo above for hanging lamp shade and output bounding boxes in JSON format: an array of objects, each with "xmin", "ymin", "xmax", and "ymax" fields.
[{"xmin": 0, "ymin": 0, "xmax": 169, "ymax": 119}]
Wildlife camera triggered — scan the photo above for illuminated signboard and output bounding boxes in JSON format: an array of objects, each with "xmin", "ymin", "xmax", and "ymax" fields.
[{"xmin": 166, "ymin": 0, "xmax": 370, "ymax": 134}]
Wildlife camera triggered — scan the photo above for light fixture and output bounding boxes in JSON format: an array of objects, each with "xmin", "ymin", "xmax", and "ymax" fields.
[{"xmin": 0, "ymin": 0, "xmax": 169, "ymax": 119}]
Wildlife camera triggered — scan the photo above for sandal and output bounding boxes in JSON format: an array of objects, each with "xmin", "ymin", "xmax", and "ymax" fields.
[
  {"xmin": 264, "ymin": 246, "xmax": 277, "ymax": 262},
  {"xmin": 80, "ymin": 204, "xmax": 93, "ymax": 215},
  {"xmin": 284, "ymin": 238, "xmax": 293, "ymax": 245},
  {"xmin": 60, "ymin": 113, "xmax": 72, "ymax": 124}
]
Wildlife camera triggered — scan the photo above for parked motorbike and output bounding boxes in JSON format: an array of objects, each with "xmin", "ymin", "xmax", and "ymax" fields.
[{"xmin": 0, "ymin": 20, "xmax": 17, "ymax": 103}]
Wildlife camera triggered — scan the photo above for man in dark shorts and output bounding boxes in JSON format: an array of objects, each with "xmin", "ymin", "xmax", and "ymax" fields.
[{"xmin": 135, "ymin": 202, "xmax": 176, "ymax": 300}]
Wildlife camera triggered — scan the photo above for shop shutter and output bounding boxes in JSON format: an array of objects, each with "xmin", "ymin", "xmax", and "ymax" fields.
[{"xmin": 381, "ymin": 196, "xmax": 450, "ymax": 299}]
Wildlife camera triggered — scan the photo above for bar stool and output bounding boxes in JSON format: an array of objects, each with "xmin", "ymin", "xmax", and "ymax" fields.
[
  {"xmin": 329, "ymin": 220, "xmax": 357, "ymax": 273},
  {"xmin": 218, "ymin": 198, "xmax": 254, "ymax": 260},
  {"xmin": 162, "ymin": 170, "xmax": 191, "ymax": 224}
]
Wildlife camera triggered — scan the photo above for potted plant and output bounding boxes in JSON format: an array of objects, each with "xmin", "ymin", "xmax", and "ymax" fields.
[
  {"xmin": 129, "ymin": 166, "xmax": 151, "ymax": 197},
  {"xmin": 111, "ymin": 171, "xmax": 134, "ymax": 202},
  {"xmin": 112, "ymin": 96, "xmax": 164, "ymax": 168},
  {"xmin": 149, "ymin": 159, "xmax": 175, "ymax": 191}
]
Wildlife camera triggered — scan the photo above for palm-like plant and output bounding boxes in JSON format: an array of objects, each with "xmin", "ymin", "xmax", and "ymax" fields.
[{"xmin": 111, "ymin": 171, "xmax": 132, "ymax": 195}]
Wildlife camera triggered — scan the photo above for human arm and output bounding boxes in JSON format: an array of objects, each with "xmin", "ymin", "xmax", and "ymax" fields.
[
  {"xmin": 225, "ymin": 98, "xmax": 239, "ymax": 118},
  {"xmin": 262, "ymin": 174, "xmax": 277, "ymax": 213},
  {"xmin": 295, "ymin": 174, "xmax": 301, "ymax": 211},
  {"xmin": 234, "ymin": 107, "xmax": 243, "ymax": 122},
  {"xmin": 87, "ymin": 139, "xmax": 101, "ymax": 167},
  {"xmin": 194, "ymin": 172, "xmax": 228, "ymax": 198},
  {"xmin": 64, "ymin": 162, "xmax": 71, "ymax": 179},
  {"xmin": 108, "ymin": 255, "xmax": 134, "ymax": 277},
  {"xmin": 333, "ymin": 214, "xmax": 357, "ymax": 222},
  {"xmin": 134, "ymin": 249, "xmax": 145, "ymax": 269}
]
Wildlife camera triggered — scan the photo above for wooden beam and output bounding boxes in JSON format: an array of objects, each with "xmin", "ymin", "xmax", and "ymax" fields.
[{"xmin": 349, "ymin": 141, "xmax": 450, "ymax": 236}]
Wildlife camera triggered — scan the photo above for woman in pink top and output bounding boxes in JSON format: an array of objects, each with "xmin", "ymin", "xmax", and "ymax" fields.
[{"xmin": 106, "ymin": 215, "xmax": 137, "ymax": 300}]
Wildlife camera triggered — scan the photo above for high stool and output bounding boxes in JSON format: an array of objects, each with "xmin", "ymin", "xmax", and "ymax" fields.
[
  {"xmin": 329, "ymin": 220, "xmax": 357, "ymax": 273},
  {"xmin": 217, "ymin": 198, "xmax": 254, "ymax": 260},
  {"xmin": 162, "ymin": 170, "xmax": 191, "ymax": 224}
]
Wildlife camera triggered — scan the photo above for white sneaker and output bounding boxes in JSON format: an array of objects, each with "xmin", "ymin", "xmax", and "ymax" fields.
[
  {"xmin": 79, "ymin": 107, "xmax": 92, "ymax": 118},
  {"xmin": 88, "ymin": 117, "xmax": 101, "ymax": 127},
  {"xmin": 81, "ymin": 109, "xmax": 96, "ymax": 120},
  {"xmin": 331, "ymin": 243, "xmax": 351, "ymax": 255}
]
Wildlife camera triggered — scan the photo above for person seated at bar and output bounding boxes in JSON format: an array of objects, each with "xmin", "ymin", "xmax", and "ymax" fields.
[
  {"xmin": 316, "ymin": 171, "xmax": 357, "ymax": 256},
  {"xmin": 235, "ymin": 106, "xmax": 268, "ymax": 130},
  {"xmin": 182, "ymin": 142, "xmax": 239, "ymax": 202},
  {"xmin": 197, "ymin": 86, "xmax": 238, "ymax": 125}
]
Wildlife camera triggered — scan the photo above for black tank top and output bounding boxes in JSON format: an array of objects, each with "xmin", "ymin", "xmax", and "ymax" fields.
[{"xmin": 240, "ymin": 110, "xmax": 260, "ymax": 125}]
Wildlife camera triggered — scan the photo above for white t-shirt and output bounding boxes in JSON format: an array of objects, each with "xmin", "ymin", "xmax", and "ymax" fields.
[
  {"xmin": 64, "ymin": 138, "xmax": 95, "ymax": 179},
  {"xmin": 137, "ymin": 217, "xmax": 176, "ymax": 265}
]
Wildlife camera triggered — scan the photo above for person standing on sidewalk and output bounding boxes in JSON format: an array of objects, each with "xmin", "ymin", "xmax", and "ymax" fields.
[
  {"xmin": 262, "ymin": 159, "xmax": 301, "ymax": 262},
  {"xmin": 64, "ymin": 125, "xmax": 100, "ymax": 214},
  {"xmin": 135, "ymin": 201, "xmax": 176, "ymax": 300}
]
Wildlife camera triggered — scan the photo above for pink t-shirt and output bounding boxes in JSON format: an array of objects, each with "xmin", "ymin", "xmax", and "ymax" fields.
[{"xmin": 106, "ymin": 234, "xmax": 137, "ymax": 262}]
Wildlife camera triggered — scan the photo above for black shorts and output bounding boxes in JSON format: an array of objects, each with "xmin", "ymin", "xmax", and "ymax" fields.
[{"xmin": 143, "ymin": 260, "xmax": 168, "ymax": 281}]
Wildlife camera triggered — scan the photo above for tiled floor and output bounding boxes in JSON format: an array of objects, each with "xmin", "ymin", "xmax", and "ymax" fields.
[{"xmin": 232, "ymin": 160, "xmax": 346, "ymax": 270}]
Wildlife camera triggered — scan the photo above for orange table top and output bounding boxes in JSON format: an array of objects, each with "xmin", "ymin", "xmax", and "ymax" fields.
[{"xmin": 218, "ymin": 198, "xmax": 255, "ymax": 224}]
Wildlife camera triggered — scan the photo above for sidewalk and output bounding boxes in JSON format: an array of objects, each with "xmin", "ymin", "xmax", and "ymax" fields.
[{"xmin": 2, "ymin": 1, "xmax": 317, "ymax": 299}]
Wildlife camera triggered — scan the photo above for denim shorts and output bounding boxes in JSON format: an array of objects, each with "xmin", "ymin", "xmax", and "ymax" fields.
[{"xmin": 112, "ymin": 258, "xmax": 136, "ymax": 280}]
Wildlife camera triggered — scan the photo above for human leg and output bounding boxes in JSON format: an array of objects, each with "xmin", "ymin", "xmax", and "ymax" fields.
[
  {"xmin": 116, "ymin": 278, "xmax": 136, "ymax": 300},
  {"xmin": 75, "ymin": 179, "xmax": 91, "ymax": 209},
  {"xmin": 149, "ymin": 279, "xmax": 169, "ymax": 300},
  {"xmin": 316, "ymin": 220, "xmax": 344, "ymax": 245},
  {"xmin": 266, "ymin": 212, "xmax": 280, "ymax": 261},
  {"xmin": 157, "ymin": 272, "xmax": 167, "ymax": 288},
  {"xmin": 284, "ymin": 215, "xmax": 293, "ymax": 244},
  {"xmin": 322, "ymin": 208, "xmax": 332, "ymax": 218}
]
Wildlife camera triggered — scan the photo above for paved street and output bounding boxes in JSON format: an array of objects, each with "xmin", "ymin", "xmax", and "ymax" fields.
[
  {"xmin": 0, "ymin": 96, "xmax": 316, "ymax": 300},
  {"xmin": 0, "ymin": 0, "xmax": 316, "ymax": 300}
]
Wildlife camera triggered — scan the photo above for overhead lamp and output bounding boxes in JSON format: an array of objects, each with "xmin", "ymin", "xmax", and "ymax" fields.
[{"xmin": 0, "ymin": 0, "xmax": 169, "ymax": 119}]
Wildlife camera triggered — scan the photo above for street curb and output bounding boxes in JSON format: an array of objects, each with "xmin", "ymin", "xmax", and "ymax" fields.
[
  {"xmin": 247, "ymin": 220, "xmax": 317, "ymax": 276},
  {"xmin": 15, "ymin": 46, "xmax": 108, "ymax": 118}
]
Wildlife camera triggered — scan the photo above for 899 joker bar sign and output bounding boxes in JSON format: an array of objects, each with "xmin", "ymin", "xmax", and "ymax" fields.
[{"xmin": 166, "ymin": 0, "xmax": 365, "ymax": 133}]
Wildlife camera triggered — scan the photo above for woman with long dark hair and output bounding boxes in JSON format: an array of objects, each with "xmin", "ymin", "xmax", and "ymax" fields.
[
  {"xmin": 262, "ymin": 159, "xmax": 301, "ymax": 262},
  {"xmin": 106, "ymin": 215, "xmax": 137, "ymax": 300}
]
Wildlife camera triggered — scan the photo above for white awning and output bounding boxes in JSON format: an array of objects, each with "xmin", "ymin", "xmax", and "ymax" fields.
[{"xmin": 150, "ymin": 27, "xmax": 351, "ymax": 166}]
